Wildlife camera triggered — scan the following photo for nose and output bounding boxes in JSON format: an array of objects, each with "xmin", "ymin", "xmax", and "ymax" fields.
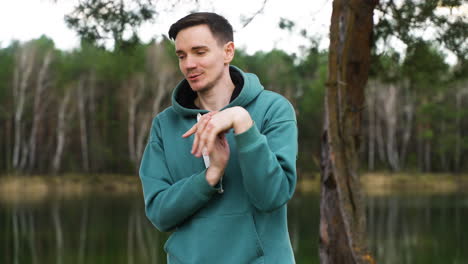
[{"xmin": 182, "ymin": 55, "xmax": 197, "ymax": 71}]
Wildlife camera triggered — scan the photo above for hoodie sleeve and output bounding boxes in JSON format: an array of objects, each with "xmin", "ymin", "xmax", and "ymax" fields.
[
  {"xmin": 234, "ymin": 98, "xmax": 298, "ymax": 212},
  {"xmin": 139, "ymin": 117, "xmax": 218, "ymax": 232}
]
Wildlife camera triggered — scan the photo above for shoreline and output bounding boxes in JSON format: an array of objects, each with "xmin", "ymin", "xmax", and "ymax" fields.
[
  {"xmin": 0, "ymin": 174, "xmax": 142, "ymax": 204},
  {"xmin": 1, "ymin": 172, "xmax": 467, "ymax": 203},
  {"xmin": 299, "ymin": 172, "xmax": 468, "ymax": 195}
]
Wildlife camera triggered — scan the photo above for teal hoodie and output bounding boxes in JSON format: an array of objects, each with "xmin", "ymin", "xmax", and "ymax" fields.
[{"xmin": 139, "ymin": 66, "xmax": 298, "ymax": 264}]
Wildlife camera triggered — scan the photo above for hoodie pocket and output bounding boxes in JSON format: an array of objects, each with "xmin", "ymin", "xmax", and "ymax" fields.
[{"xmin": 165, "ymin": 213, "xmax": 264, "ymax": 264}]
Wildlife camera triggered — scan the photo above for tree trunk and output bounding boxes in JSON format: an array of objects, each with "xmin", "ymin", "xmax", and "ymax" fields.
[
  {"xmin": 399, "ymin": 83, "xmax": 413, "ymax": 170},
  {"xmin": 52, "ymin": 87, "xmax": 74, "ymax": 174},
  {"xmin": 127, "ymin": 74, "xmax": 145, "ymax": 167},
  {"xmin": 319, "ymin": 0, "xmax": 377, "ymax": 263},
  {"xmin": 366, "ymin": 81, "xmax": 376, "ymax": 171},
  {"xmin": 28, "ymin": 51, "xmax": 53, "ymax": 172},
  {"xmin": 12, "ymin": 47, "xmax": 35, "ymax": 171},
  {"xmin": 135, "ymin": 75, "xmax": 171, "ymax": 164},
  {"xmin": 87, "ymin": 72, "xmax": 97, "ymax": 171},
  {"xmin": 77, "ymin": 77, "xmax": 90, "ymax": 172},
  {"xmin": 381, "ymin": 84, "xmax": 400, "ymax": 171}
]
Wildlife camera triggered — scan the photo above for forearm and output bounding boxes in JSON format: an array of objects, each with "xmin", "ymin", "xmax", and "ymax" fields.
[
  {"xmin": 235, "ymin": 121, "xmax": 298, "ymax": 212},
  {"xmin": 142, "ymin": 169, "xmax": 217, "ymax": 232},
  {"xmin": 140, "ymin": 136, "xmax": 218, "ymax": 232}
]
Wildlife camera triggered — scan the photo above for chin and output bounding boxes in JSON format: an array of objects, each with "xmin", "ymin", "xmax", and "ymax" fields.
[
  {"xmin": 188, "ymin": 82, "xmax": 203, "ymax": 91},
  {"xmin": 189, "ymin": 81, "xmax": 213, "ymax": 93}
]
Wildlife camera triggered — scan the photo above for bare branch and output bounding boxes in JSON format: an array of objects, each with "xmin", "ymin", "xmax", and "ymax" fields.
[{"xmin": 239, "ymin": 0, "xmax": 268, "ymax": 29}]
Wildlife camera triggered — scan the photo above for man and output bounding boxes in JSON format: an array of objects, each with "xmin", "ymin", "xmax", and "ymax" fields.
[{"xmin": 139, "ymin": 12, "xmax": 298, "ymax": 264}]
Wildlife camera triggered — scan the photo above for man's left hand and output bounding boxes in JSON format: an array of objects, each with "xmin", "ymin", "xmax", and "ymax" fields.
[{"xmin": 182, "ymin": 106, "xmax": 253, "ymax": 158}]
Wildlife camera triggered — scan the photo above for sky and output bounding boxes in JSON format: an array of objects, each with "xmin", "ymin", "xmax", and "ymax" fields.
[{"xmin": 0, "ymin": 0, "xmax": 333, "ymax": 54}]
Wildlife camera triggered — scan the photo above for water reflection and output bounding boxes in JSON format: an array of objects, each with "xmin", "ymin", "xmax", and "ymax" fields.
[
  {"xmin": 366, "ymin": 193, "xmax": 468, "ymax": 264},
  {"xmin": 2, "ymin": 194, "xmax": 168, "ymax": 264},
  {"xmin": 1, "ymin": 192, "xmax": 467, "ymax": 264}
]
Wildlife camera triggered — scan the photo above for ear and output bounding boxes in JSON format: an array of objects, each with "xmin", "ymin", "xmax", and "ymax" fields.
[{"xmin": 223, "ymin": 41, "xmax": 235, "ymax": 64}]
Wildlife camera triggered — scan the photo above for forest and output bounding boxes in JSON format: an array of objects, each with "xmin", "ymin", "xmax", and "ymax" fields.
[
  {"xmin": 0, "ymin": 36, "xmax": 466, "ymax": 176},
  {"xmin": 1, "ymin": 1, "xmax": 468, "ymax": 264},
  {"xmin": 0, "ymin": 0, "xmax": 467, "ymax": 177}
]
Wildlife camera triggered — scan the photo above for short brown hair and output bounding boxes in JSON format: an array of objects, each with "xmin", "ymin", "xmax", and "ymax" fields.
[{"xmin": 168, "ymin": 12, "xmax": 233, "ymax": 45}]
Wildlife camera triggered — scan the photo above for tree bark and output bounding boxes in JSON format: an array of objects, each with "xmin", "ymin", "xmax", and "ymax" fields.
[
  {"xmin": 52, "ymin": 87, "xmax": 74, "ymax": 174},
  {"xmin": 77, "ymin": 76, "xmax": 90, "ymax": 172},
  {"xmin": 381, "ymin": 84, "xmax": 400, "ymax": 171},
  {"xmin": 27, "ymin": 51, "xmax": 53, "ymax": 172},
  {"xmin": 319, "ymin": 0, "xmax": 378, "ymax": 263},
  {"xmin": 12, "ymin": 47, "xmax": 35, "ymax": 171},
  {"xmin": 127, "ymin": 74, "xmax": 145, "ymax": 166}
]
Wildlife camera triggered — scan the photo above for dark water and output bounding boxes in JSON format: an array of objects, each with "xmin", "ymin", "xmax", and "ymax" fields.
[{"xmin": 1, "ymin": 191, "xmax": 467, "ymax": 264}]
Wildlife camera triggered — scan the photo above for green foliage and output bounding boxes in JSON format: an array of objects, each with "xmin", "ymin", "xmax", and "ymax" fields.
[
  {"xmin": 279, "ymin": 18, "xmax": 295, "ymax": 31},
  {"xmin": 0, "ymin": 43, "xmax": 16, "ymax": 116},
  {"xmin": 403, "ymin": 40, "xmax": 449, "ymax": 92},
  {"xmin": 65, "ymin": 0, "xmax": 156, "ymax": 50},
  {"xmin": 375, "ymin": 0, "xmax": 467, "ymax": 54},
  {"xmin": 370, "ymin": 49, "xmax": 402, "ymax": 82}
]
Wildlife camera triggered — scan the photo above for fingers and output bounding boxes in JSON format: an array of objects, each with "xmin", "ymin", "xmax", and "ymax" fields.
[
  {"xmin": 182, "ymin": 111, "xmax": 225, "ymax": 157},
  {"xmin": 192, "ymin": 114, "xmax": 211, "ymax": 155},
  {"xmin": 204, "ymin": 129, "xmax": 216, "ymax": 156},
  {"xmin": 182, "ymin": 111, "xmax": 218, "ymax": 138},
  {"xmin": 221, "ymin": 133, "xmax": 228, "ymax": 147},
  {"xmin": 198, "ymin": 122, "xmax": 218, "ymax": 157},
  {"xmin": 205, "ymin": 130, "xmax": 229, "ymax": 156},
  {"xmin": 193, "ymin": 112, "xmax": 219, "ymax": 156},
  {"xmin": 182, "ymin": 123, "xmax": 197, "ymax": 138}
]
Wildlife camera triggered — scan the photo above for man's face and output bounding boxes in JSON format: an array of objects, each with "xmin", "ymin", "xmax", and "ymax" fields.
[{"xmin": 175, "ymin": 24, "xmax": 231, "ymax": 92}]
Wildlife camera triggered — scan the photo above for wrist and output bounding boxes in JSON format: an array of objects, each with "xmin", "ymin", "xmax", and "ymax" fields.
[
  {"xmin": 232, "ymin": 107, "xmax": 253, "ymax": 134},
  {"xmin": 206, "ymin": 166, "xmax": 224, "ymax": 186}
]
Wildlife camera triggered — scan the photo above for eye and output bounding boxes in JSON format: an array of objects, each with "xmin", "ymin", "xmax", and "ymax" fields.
[
  {"xmin": 197, "ymin": 51, "xmax": 206, "ymax": 55},
  {"xmin": 177, "ymin": 55, "xmax": 185, "ymax": 60}
]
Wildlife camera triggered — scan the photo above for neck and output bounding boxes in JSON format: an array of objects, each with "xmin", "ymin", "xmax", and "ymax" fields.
[{"xmin": 196, "ymin": 67, "xmax": 235, "ymax": 111}]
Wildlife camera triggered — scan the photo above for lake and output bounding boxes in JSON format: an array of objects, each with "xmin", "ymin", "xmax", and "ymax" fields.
[{"xmin": 1, "ymin": 191, "xmax": 467, "ymax": 264}]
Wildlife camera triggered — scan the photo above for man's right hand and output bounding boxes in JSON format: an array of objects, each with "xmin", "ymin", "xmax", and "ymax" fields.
[
  {"xmin": 182, "ymin": 112, "xmax": 230, "ymax": 186},
  {"xmin": 205, "ymin": 133, "xmax": 230, "ymax": 186}
]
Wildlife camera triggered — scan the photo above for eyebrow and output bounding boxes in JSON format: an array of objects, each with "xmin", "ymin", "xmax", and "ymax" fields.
[{"xmin": 175, "ymin": 45, "xmax": 209, "ymax": 54}]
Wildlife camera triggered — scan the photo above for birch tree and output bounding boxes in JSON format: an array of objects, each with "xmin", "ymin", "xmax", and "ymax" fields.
[
  {"xmin": 52, "ymin": 86, "xmax": 75, "ymax": 174},
  {"xmin": 126, "ymin": 41, "xmax": 178, "ymax": 169},
  {"xmin": 27, "ymin": 50, "xmax": 54, "ymax": 171},
  {"xmin": 77, "ymin": 76, "xmax": 90, "ymax": 172},
  {"xmin": 12, "ymin": 44, "xmax": 36, "ymax": 171}
]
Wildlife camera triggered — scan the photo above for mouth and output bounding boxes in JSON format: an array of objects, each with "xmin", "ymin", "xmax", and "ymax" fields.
[{"xmin": 187, "ymin": 72, "xmax": 203, "ymax": 81}]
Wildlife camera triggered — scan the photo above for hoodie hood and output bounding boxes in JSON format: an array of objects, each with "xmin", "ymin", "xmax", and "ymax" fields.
[{"xmin": 171, "ymin": 66, "xmax": 264, "ymax": 117}]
